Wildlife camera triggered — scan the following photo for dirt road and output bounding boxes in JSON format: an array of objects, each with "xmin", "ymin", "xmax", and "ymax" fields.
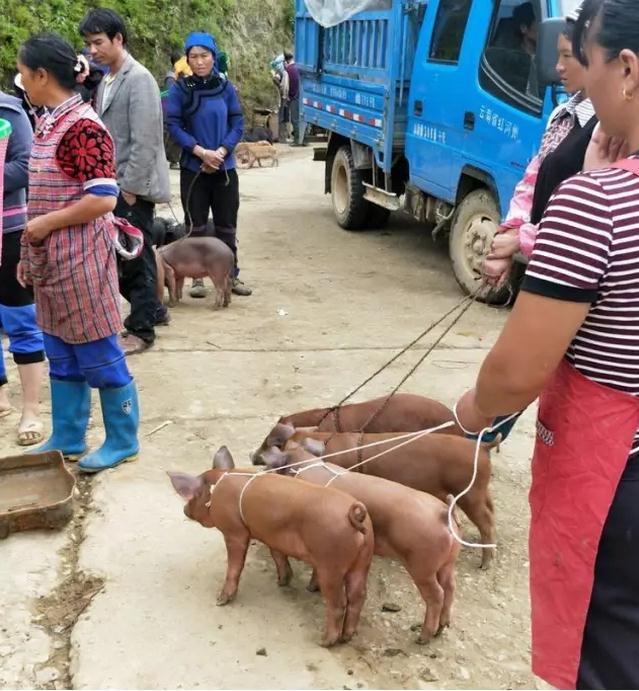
[{"xmin": 0, "ymin": 147, "xmax": 537, "ymax": 690}]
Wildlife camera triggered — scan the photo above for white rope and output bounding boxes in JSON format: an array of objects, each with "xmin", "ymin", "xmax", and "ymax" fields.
[
  {"xmin": 238, "ymin": 473, "xmax": 260, "ymax": 525},
  {"xmin": 448, "ymin": 406, "xmax": 521, "ymax": 552},
  {"xmin": 208, "ymin": 410, "xmax": 519, "ymax": 557},
  {"xmin": 298, "ymin": 462, "xmax": 350, "ymax": 487},
  {"xmin": 205, "ymin": 471, "xmax": 258, "ymax": 527}
]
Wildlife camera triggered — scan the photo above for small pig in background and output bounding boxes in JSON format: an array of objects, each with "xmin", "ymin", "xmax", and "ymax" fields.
[
  {"xmin": 261, "ymin": 444, "xmax": 461, "ymax": 644},
  {"xmin": 155, "ymin": 235, "xmax": 233, "ymax": 309},
  {"xmin": 168, "ymin": 446, "xmax": 374, "ymax": 647}
]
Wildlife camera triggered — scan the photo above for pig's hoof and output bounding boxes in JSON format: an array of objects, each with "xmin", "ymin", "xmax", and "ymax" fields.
[
  {"xmin": 278, "ymin": 570, "xmax": 293, "ymax": 587},
  {"xmin": 216, "ymin": 592, "xmax": 236, "ymax": 606},
  {"xmin": 434, "ymin": 623, "xmax": 448, "ymax": 638},
  {"xmin": 168, "ymin": 300, "xmax": 179, "ymax": 308},
  {"xmin": 339, "ymin": 632, "xmax": 355, "ymax": 644},
  {"xmin": 306, "ymin": 579, "xmax": 320, "ymax": 593},
  {"xmin": 320, "ymin": 635, "xmax": 339, "ymax": 648},
  {"xmin": 416, "ymin": 633, "xmax": 432, "ymax": 646}
]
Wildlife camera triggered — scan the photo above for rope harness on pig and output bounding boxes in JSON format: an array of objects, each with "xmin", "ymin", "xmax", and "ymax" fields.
[
  {"xmin": 292, "ymin": 461, "xmax": 349, "ymax": 487},
  {"xmin": 208, "ymin": 283, "xmax": 515, "ymax": 551},
  {"xmin": 210, "ymin": 414, "xmax": 515, "ymax": 553}
]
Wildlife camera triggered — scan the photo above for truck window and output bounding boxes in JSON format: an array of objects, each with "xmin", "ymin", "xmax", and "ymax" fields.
[
  {"xmin": 429, "ymin": 0, "xmax": 473, "ymax": 64},
  {"xmin": 479, "ymin": 0, "xmax": 543, "ymax": 115}
]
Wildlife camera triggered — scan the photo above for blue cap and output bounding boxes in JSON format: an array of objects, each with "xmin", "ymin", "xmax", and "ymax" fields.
[{"xmin": 184, "ymin": 32, "xmax": 217, "ymax": 57}]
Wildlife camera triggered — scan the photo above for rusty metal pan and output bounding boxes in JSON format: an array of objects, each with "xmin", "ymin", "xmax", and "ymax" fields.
[{"xmin": 0, "ymin": 451, "xmax": 76, "ymax": 539}]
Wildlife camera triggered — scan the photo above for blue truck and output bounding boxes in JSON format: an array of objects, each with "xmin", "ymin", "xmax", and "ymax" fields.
[{"xmin": 295, "ymin": 0, "xmax": 580, "ymax": 295}]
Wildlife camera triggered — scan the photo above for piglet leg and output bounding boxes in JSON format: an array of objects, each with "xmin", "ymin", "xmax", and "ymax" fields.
[
  {"xmin": 437, "ymin": 560, "xmax": 456, "ymax": 629},
  {"xmin": 164, "ymin": 264, "xmax": 178, "ymax": 306},
  {"xmin": 341, "ymin": 569, "xmax": 367, "ymax": 643},
  {"xmin": 315, "ymin": 567, "xmax": 347, "ymax": 647},
  {"xmin": 415, "ymin": 575, "xmax": 445, "ymax": 645},
  {"xmin": 270, "ymin": 549, "xmax": 293, "ymax": 587},
  {"xmin": 217, "ymin": 535, "xmax": 250, "ymax": 606}
]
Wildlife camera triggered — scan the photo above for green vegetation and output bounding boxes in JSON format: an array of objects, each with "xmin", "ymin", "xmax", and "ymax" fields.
[{"xmin": 1, "ymin": 0, "xmax": 294, "ymax": 113}]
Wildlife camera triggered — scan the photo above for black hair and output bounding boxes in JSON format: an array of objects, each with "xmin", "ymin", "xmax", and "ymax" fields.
[
  {"xmin": 170, "ymin": 49, "xmax": 182, "ymax": 65},
  {"xmin": 514, "ymin": 2, "xmax": 536, "ymax": 29},
  {"xmin": 284, "ymin": 51, "xmax": 294, "ymax": 62},
  {"xmin": 78, "ymin": 67, "xmax": 104, "ymax": 103},
  {"xmin": 79, "ymin": 8, "xmax": 128, "ymax": 45},
  {"xmin": 574, "ymin": 0, "xmax": 639, "ymax": 66},
  {"xmin": 562, "ymin": 18, "xmax": 576, "ymax": 41},
  {"xmin": 19, "ymin": 32, "xmax": 80, "ymax": 91}
]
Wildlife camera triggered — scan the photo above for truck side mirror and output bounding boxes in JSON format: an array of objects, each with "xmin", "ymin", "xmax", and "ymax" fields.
[{"xmin": 536, "ymin": 18, "xmax": 565, "ymax": 88}]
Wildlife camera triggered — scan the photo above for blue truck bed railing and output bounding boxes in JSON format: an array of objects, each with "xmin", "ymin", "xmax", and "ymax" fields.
[{"xmin": 295, "ymin": 0, "xmax": 420, "ymax": 173}]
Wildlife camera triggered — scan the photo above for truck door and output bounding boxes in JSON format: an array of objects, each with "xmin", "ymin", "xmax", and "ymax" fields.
[
  {"xmin": 406, "ymin": 0, "xmax": 474, "ymax": 201},
  {"xmin": 461, "ymin": 0, "xmax": 548, "ymax": 216}
]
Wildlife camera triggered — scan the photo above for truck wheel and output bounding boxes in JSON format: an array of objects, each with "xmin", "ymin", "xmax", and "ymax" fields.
[
  {"xmin": 366, "ymin": 205, "xmax": 391, "ymax": 229},
  {"xmin": 331, "ymin": 146, "xmax": 370, "ymax": 230},
  {"xmin": 449, "ymin": 189, "xmax": 504, "ymax": 301}
]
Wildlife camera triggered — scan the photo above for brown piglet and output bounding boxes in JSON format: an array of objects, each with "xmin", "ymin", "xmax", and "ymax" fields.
[
  {"xmin": 254, "ymin": 424, "xmax": 495, "ymax": 569},
  {"xmin": 157, "ymin": 237, "xmax": 233, "ymax": 309},
  {"xmin": 278, "ymin": 393, "xmax": 464, "ymax": 436},
  {"xmin": 261, "ymin": 444, "xmax": 461, "ymax": 644},
  {"xmin": 168, "ymin": 446, "xmax": 374, "ymax": 647}
]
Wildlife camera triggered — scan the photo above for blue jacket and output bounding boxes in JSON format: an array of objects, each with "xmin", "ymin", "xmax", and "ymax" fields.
[
  {"xmin": 0, "ymin": 91, "xmax": 32, "ymax": 234},
  {"xmin": 166, "ymin": 73, "xmax": 244, "ymax": 173}
]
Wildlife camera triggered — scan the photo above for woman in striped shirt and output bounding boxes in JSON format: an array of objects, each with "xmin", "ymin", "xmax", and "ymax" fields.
[{"xmin": 456, "ymin": 0, "xmax": 639, "ymax": 687}]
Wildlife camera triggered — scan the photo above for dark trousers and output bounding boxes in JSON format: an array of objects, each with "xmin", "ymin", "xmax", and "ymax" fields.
[
  {"xmin": 578, "ymin": 462, "xmax": 639, "ymax": 689},
  {"xmin": 0, "ymin": 230, "xmax": 45, "ymax": 385},
  {"xmin": 180, "ymin": 167, "xmax": 240, "ymax": 277},
  {"xmin": 0, "ymin": 230, "xmax": 35, "ymax": 307},
  {"xmin": 289, "ymin": 96, "xmax": 300, "ymax": 143},
  {"xmin": 114, "ymin": 195, "xmax": 158, "ymax": 344}
]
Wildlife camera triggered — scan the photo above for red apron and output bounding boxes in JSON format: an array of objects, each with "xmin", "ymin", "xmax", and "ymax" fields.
[{"xmin": 530, "ymin": 359, "xmax": 639, "ymax": 688}]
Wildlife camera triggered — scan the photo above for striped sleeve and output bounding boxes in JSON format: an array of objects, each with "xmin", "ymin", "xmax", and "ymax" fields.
[{"xmin": 521, "ymin": 173, "xmax": 614, "ymax": 302}]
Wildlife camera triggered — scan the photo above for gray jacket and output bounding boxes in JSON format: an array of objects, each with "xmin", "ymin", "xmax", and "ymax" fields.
[{"xmin": 97, "ymin": 53, "xmax": 170, "ymax": 204}]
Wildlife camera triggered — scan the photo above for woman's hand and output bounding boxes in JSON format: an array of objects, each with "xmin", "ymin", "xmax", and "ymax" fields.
[
  {"xmin": 24, "ymin": 216, "xmax": 53, "ymax": 245},
  {"xmin": 455, "ymin": 389, "xmax": 495, "ymax": 435},
  {"xmin": 16, "ymin": 261, "xmax": 29, "ymax": 288},
  {"xmin": 584, "ymin": 124, "xmax": 630, "ymax": 171},
  {"xmin": 483, "ymin": 228, "xmax": 519, "ymax": 287}
]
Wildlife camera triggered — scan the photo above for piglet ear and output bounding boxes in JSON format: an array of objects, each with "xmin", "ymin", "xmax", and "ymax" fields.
[
  {"xmin": 167, "ymin": 472, "xmax": 203, "ymax": 501},
  {"xmin": 213, "ymin": 445, "xmax": 235, "ymax": 470},
  {"xmin": 301, "ymin": 438, "xmax": 325, "ymax": 457},
  {"xmin": 267, "ymin": 423, "xmax": 296, "ymax": 447}
]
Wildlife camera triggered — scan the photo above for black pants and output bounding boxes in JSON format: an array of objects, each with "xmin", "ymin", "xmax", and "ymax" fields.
[
  {"xmin": 114, "ymin": 195, "xmax": 159, "ymax": 344},
  {"xmin": 578, "ymin": 461, "xmax": 639, "ymax": 689},
  {"xmin": 0, "ymin": 231, "xmax": 45, "ymax": 385},
  {"xmin": 180, "ymin": 167, "xmax": 240, "ymax": 276},
  {"xmin": 0, "ymin": 230, "xmax": 34, "ymax": 307}
]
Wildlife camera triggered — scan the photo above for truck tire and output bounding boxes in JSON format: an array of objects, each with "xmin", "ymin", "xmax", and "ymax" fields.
[
  {"xmin": 331, "ymin": 146, "xmax": 370, "ymax": 230},
  {"xmin": 449, "ymin": 189, "xmax": 505, "ymax": 302}
]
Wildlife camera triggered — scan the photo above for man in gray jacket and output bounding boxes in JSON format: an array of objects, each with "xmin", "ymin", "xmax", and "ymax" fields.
[{"xmin": 80, "ymin": 8, "xmax": 171, "ymax": 355}]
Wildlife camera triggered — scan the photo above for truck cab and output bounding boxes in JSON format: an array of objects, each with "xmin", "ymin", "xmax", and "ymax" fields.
[{"xmin": 296, "ymin": 0, "xmax": 581, "ymax": 296}]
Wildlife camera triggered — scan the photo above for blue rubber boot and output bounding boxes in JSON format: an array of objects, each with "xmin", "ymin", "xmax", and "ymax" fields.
[
  {"xmin": 33, "ymin": 379, "xmax": 91, "ymax": 460},
  {"xmin": 78, "ymin": 381, "xmax": 140, "ymax": 473}
]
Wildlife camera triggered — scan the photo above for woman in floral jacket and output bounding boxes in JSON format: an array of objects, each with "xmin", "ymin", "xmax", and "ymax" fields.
[{"xmin": 17, "ymin": 32, "xmax": 139, "ymax": 473}]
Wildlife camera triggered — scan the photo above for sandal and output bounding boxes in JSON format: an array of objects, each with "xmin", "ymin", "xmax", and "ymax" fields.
[{"xmin": 17, "ymin": 420, "xmax": 44, "ymax": 447}]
